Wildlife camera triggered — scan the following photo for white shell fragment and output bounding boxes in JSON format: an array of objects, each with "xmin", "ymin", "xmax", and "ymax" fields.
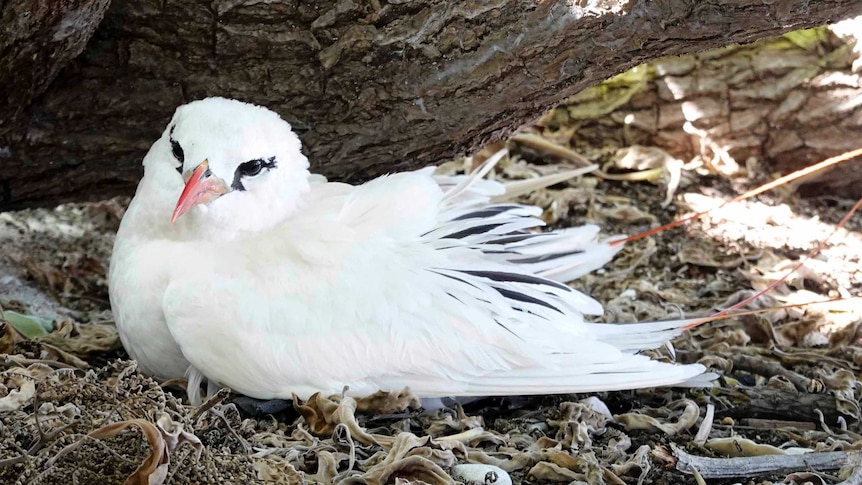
[
  {"xmin": 451, "ymin": 464, "xmax": 512, "ymax": 485},
  {"xmin": 580, "ymin": 396, "xmax": 613, "ymax": 418}
]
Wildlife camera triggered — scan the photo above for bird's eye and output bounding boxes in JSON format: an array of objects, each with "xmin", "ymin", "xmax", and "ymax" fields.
[
  {"xmin": 169, "ymin": 127, "xmax": 184, "ymax": 174},
  {"xmin": 231, "ymin": 157, "xmax": 277, "ymax": 191},
  {"xmin": 171, "ymin": 139, "xmax": 184, "ymax": 163},
  {"xmin": 238, "ymin": 159, "xmax": 263, "ymax": 177}
]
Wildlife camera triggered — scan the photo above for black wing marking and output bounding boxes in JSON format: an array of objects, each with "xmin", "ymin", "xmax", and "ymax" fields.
[
  {"xmin": 451, "ymin": 205, "xmax": 523, "ymax": 221},
  {"xmin": 458, "ymin": 270, "xmax": 572, "ymax": 292}
]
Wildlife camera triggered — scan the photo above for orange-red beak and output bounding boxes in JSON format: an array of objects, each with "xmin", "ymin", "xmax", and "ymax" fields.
[{"xmin": 171, "ymin": 160, "xmax": 229, "ymax": 223}]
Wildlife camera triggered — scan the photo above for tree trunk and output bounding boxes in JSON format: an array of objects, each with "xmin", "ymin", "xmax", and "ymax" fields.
[
  {"xmin": 0, "ymin": 0, "xmax": 110, "ymax": 144},
  {"xmin": 2, "ymin": 0, "xmax": 861, "ymax": 210},
  {"xmin": 533, "ymin": 24, "xmax": 862, "ymax": 199}
]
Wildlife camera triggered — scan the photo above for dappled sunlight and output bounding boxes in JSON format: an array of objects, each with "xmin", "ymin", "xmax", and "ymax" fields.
[
  {"xmin": 681, "ymin": 192, "xmax": 860, "ymax": 252},
  {"xmin": 679, "ymin": 191, "xmax": 861, "ymax": 337}
]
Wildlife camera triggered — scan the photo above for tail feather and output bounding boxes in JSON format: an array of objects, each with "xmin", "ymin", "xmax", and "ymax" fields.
[
  {"xmin": 371, "ymin": 355, "xmax": 709, "ymax": 399},
  {"xmin": 491, "ymin": 165, "xmax": 599, "ymax": 202},
  {"xmin": 466, "ymin": 368, "xmax": 707, "ymax": 395},
  {"xmin": 439, "ymin": 150, "xmax": 507, "ymax": 206},
  {"xmin": 589, "ymin": 319, "xmax": 701, "ymax": 352},
  {"xmin": 530, "ymin": 242, "xmax": 622, "ymax": 282},
  {"xmin": 417, "ymin": 149, "xmax": 714, "ymax": 398},
  {"xmin": 462, "ymin": 361, "xmax": 708, "ymax": 397},
  {"xmin": 436, "ymin": 149, "xmax": 597, "ymax": 211}
]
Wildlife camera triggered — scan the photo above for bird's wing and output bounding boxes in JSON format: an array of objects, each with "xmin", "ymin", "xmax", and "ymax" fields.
[
  {"xmin": 162, "ymin": 169, "xmax": 704, "ymax": 400},
  {"xmin": 336, "ymin": 167, "xmax": 443, "ymax": 238},
  {"xmin": 431, "ymin": 153, "xmax": 622, "ymax": 283}
]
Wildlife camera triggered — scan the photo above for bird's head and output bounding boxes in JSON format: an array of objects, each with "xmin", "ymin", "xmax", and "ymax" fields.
[{"xmin": 147, "ymin": 97, "xmax": 311, "ymax": 235}]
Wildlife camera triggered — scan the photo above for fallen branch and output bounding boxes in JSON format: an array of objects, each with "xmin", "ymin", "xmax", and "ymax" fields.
[
  {"xmin": 721, "ymin": 353, "xmax": 819, "ymax": 392},
  {"xmin": 713, "ymin": 387, "xmax": 844, "ymax": 424},
  {"xmin": 672, "ymin": 444, "xmax": 859, "ymax": 479}
]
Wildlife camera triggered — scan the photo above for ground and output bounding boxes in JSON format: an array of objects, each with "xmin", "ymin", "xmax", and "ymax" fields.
[{"xmin": 0, "ymin": 128, "xmax": 861, "ymax": 483}]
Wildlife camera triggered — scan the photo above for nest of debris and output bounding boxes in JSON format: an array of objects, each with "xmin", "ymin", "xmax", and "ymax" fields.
[{"xmin": 2, "ymin": 127, "xmax": 862, "ymax": 484}]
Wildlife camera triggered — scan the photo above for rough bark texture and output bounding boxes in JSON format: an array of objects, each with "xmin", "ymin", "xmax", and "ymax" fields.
[
  {"xmin": 2, "ymin": 0, "xmax": 862, "ymax": 210},
  {"xmin": 537, "ymin": 25, "xmax": 862, "ymax": 198},
  {"xmin": 714, "ymin": 387, "xmax": 844, "ymax": 424},
  {"xmin": 0, "ymin": 0, "xmax": 111, "ymax": 144}
]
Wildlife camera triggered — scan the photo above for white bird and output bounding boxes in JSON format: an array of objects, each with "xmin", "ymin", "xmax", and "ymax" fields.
[{"xmin": 109, "ymin": 97, "xmax": 707, "ymax": 402}]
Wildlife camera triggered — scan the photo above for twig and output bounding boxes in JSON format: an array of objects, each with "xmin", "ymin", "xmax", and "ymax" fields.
[
  {"xmin": 208, "ymin": 405, "xmax": 251, "ymax": 455},
  {"xmin": 714, "ymin": 387, "xmax": 843, "ymax": 423},
  {"xmin": 0, "ymin": 454, "xmax": 29, "ymax": 467},
  {"xmin": 191, "ymin": 387, "xmax": 230, "ymax": 422},
  {"xmin": 510, "ymin": 133, "xmax": 594, "ymax": 167},
  {"xmin": 740, "ymin": 418, "xmax": 816, "ymax": 430},
  {"xmin": 1, "ymin": 354, "xmax": 79, "ymax": 370},
  {"xmin": 720, "ymin": 353, "xmax": 816, "ymax": 392},
  {"xmin": 673, "ymin": 444, "xmax": 854, "ymax": 478}
]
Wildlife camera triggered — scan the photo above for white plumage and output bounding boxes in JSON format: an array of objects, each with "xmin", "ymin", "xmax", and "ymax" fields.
[{"xmin": 108, "ymin": 97, "xmax": 707, "ymax": 402}]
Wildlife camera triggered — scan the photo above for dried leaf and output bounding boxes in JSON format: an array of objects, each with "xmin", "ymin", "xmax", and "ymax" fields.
[
  {"xmin": 382, "ymin": 432, "xmax": 461, "ymax": 470},
  {"xmin": 0, "ymin": 321, "xmax": 26, "ymax": 353},
  {"xmin": 610, "ymin": 444, "xmax": 652, "ymax": 480},
  {"xmin": 27, "ymin": 402, "xmax": 80, "ymax": 432},
  {"xmin": 156, "ymin": 414, "xmax": 203, "ymax": 457},
  {"xmin": 548, "ymin": 400, "xmax": 610, "ymax": 448},
  {"xmin": 0, "ymin": 362, "xmax": 54, "ymax": 411},
  {"xmin": 355, "ymin": 388, "xmax": 420, "ymax": 414},
  {"xmin": 293, "ymin": 392, "xmax": 340, "ymax": 436},
  {"xmin": 705, "ymin": 437, "xmax": 787, "ymax": 457},
  {"xmin": 310, "ymin": 450, "xmax": 340, "ymax": 483},
  {"xmin": 427, "ymin": 405, "xmax": 485, "ymax": 436},
  {"xmin": 252, "ymin": 459, "xmax": 304, "ymax": 484},
  {"xmin": 89, "ymin": 419, "xmax": 168, "ymax": 485},
  {"xmin": 614, "ymin": 400, "xmax": 699, "ymax": 436},
  {"xmin": 0, "ymin": 379, "xmax": 36, "ymax": 412},
  {"xmin": 39, "ymin": 320, "xmax": 120, "ymax": 355},
  {"xmin": 784, "ymin": 471, "xmax": 828, "ymax": 485},
  {"xmin": 293, "ymin": 393, "xmax": 392, "ymax": 447},
  {"xmin": 527, "ymin": 461, "xmax": 586, "ymax": 482},
  {"xmin": 511, "ymin": 133, "xmax": 592, "ymax": 166},
  {"xmin": 354, "ymin": 455, "xmax": 454, "ymax": 485},
  {"xmin": 39, "ymin": 342, "xmax": 90, "ymax": 370}
]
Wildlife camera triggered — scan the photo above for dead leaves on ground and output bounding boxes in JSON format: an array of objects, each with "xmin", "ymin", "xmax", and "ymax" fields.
[
  {"xmin": 39, "ymin": 318, "xmax": 120, "ymax": 356},
  {"xmin": 2, "ymin": 363, "xmax": 742, "ymax": 485},
  {"xmin": 1, "ymin": 310, "xmax": 119, "ymax": 373},
  {"xmin": 615, "ymin": 399, "xmax": 700, "ymax": 436},
  {"xmin": 86, "ymin": 416, "xmax": 202, "ymax": 485},
  {"xmin": 0, "ymin": 362, "xmax": 54, "ymax": 412},
  {"xmin": 1, "ymin": 302, "xmax": 860, "ymax": 484}
]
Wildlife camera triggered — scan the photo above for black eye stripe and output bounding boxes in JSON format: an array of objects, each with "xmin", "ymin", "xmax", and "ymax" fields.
[
  {"xmin": 169, "ymin": 126, "xmax": 184, "ymax": 174},
  {"xmin": 171, "ymin": 139, "xmax": 184, "ymax": 162},
  {"xmin": 231, "ymin": 156, "xmax": 277, "ymax": 192},
  {"xmin": 240, "ymin": 159, "xmax": 264, "ymax": 177}
]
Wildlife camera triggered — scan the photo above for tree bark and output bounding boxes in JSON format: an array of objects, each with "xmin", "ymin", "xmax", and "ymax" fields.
[
  {"xmin": 533, "ymin": 24, "xmax": 862, "ymax": 199},
  {"xmin": 2, "ymin": 0, "xmax": 861, "ymax": 210},
  {"xmin": 714, "ymin": 387, "xmax": 845, "ymax": 424},
  {"xmin": 0, "ymin": 0, "xmax": 110, "ymax": 145}
]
